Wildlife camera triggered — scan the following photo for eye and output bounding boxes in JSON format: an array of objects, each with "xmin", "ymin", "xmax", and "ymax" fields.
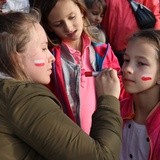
[
  {"xmin": 92, "ymin": 11, "xmax": 99, "ymax": 16},
  {"xmin": 123, "ymin": 58, "xmax": 129, "ymax": 63},
  {"xmin": 69, "ymin": 15, "xmax": 76, "ymax": 20},
  {"xmin": 52, "ymin": 22, "xmax": 62, "ymax": 27},
  {"xmin": 42, "ymin": 47, "xmax": 48, "ymax": 52},
  {"xmin": 137, "ymin": 61, "xmax": 147, "ymax": 66}
]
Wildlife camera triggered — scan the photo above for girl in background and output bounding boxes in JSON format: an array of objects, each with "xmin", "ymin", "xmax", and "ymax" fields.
[
  {"xmin": 84, "ymin": 0, "xmax": 107, "ymax": 43},
  {"xmin": 34, "ymin": 0, "xmax": 125, "ymax": 134},
  {"xmin": 120, "ymin": 29, "xmax": 160, "ymax": 160}
]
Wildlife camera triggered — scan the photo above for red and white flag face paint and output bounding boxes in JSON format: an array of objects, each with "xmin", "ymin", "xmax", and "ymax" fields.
[
  {"xmin": 141, "ymin": 76, "xmax": 152, "ymax": 81},
  {"xmin": 34, "ymin": 59, "xmax": 45, "ymax": 67}
]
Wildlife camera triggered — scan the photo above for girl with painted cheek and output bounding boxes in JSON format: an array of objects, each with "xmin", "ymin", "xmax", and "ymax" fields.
[
  {"xmin": 0, "ymin": 10, "xmax": 123, "ymax": 160},
  {"xmin": 120, "ymin": 29, "xmax": 160, "ymax": 160},
  {"xmin": 18, "ymin": 21, "xmax": 54, "ymax": 84},
  {"xmin": 34, "ymin": 0, "xmax": 128, "ymax": 135}
]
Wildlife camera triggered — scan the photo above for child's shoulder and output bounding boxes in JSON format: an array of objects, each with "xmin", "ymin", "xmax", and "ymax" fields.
[
  {"xmin": 119, "ymin": 96, "xmax": 134, "ymax": 119},
  {"xmin": 120, "ymin": 96, "xmax": 133, "ymax": 106}
]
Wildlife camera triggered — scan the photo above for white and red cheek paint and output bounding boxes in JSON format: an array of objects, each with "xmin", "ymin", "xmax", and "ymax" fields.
[
  {"xmin": 34, "ymin": 59, "xmax": 45, "ymax": 67},
  {"xmin": 141, "ymin": 76, "xmax": 152, "ymax": 81}
]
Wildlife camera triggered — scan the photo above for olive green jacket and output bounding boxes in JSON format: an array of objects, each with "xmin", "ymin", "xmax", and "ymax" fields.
[{"xmin": 0, "ymin": 79, "xmax": 122, "ymax": 160}]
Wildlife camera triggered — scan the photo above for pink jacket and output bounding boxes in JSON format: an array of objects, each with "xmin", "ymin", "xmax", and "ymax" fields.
[
  {"xmin": 102, "ymin": 0, "xmax": 160, "ymax": 51},
  {"xmin": 121, "ymin": 97, "xmax": 160, "ymax": 160},
  {"xmin": 47, "ymin": 41, "xmax": 128, "ymax": 134}
]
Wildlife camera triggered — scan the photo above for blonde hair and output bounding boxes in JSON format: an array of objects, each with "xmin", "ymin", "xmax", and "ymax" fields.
[{"xmin": 0, "ymin": 9, "xmax": 40, "ymax": 81}]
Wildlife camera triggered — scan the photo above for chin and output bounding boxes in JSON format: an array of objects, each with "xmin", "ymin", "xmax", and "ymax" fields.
[
  {"xmin": 44, "ymin": 80, "xmax": 50, "ymax": 85},
  {"xmin": 39, "ymin": 79, "xmax": 50, "ymax": 85},
  {"xmin": 124, "ymin": 88, "xmax": 136, "ymax": 94}
]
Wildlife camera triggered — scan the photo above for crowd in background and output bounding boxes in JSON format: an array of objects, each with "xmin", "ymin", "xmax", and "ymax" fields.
[{"xmin": 0, "ymin": 0, "xmax": 160, "ymax": 160}]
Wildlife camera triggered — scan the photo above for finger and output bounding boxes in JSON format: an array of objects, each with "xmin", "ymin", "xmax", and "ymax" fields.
[
  {"xmin": 100, "ymin": 68, "xmax": 112, "ymax": 76},
  {"xmin": 109, "ymin": 69, "xmax": 118, "ymax": 78}
]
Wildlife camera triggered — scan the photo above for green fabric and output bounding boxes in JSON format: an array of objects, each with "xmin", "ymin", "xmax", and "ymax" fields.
[{"xmin": 0, "ymin": 79, "xmax": 122, "ymax": 160}]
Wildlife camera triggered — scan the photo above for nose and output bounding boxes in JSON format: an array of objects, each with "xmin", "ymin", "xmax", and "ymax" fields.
[
  {"xmin": 48, "ymin": 50, "xmax": 55, "ymax": 63},
  {"xmin": 122, "ymin": 62, "xmax": 134, "ymax": 75},
  {"xmin": 63, "ymin": 20, "xmax": 73, "ymax": 32}
]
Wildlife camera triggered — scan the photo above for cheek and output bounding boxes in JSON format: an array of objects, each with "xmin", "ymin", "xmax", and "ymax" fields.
[
  {"xmin": 88, "ymin": 14, "xmax": 94, "ymax": 20},
  {"xmin": 141, "ymin": 76, "xmax": 152, "ymax": 81},
  {"xmin": 140, "ymin": 69, "xmax": 158, "ymax": 82},
  {"xmin": 52, "ymin": 28, "xmax": 63, "ymax": 38},
  {"xmin": 34, "ymin": 59, "xmax": 45, "ymax": 67}
]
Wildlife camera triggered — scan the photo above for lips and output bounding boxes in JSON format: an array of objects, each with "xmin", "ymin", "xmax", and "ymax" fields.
[
  {"xmin": 47, "ymin": 69, "xmax": 52, "ymax": 75},
  {"xmin": 123, "ymin": 78, "xmax": 135, "ymax": 83},
  {"xmin": 67, "ymin": 30, "xmax": 77, "ymax": 37}
]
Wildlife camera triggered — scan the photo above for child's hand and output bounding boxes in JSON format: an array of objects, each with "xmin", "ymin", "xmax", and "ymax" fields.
[{"xmin": 95, "ymin": 68, "xmax": 120, "ymax": 99}]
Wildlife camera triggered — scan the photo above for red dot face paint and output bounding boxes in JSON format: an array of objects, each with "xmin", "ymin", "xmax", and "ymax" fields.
[
  {"xmin": 34, "ymin": 60, "xmax": 45, "ymax": 67},
  {"xmin": 141, "ymin": 76, "xmax": 152, "ymax": 81}
]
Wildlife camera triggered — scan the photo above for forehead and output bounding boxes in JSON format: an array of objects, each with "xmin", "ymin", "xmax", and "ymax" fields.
[
  {"xmin": 24, "ymin": 23, "xmax": 47, "ymax": 55},
  {"xmin": 29, "ymin": 23, "xmax": 47, "ymax": 42},
  {"xmin": 126, "ymin": 39, "xmax": 159, "ymax": 60},
  {"xmin": 91, "ymin": 1, "xmax": 104, "ymax": 12},
  {"xmin": 48, "ymin": 0, "xmax": 80, "ymax": 19},
  {"xmin": 92, "ymin": 1, "xmax": 102, "ymax": 8}
]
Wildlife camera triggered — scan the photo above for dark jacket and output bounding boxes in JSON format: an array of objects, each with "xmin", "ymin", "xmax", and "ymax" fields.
[{"xmin": 0, "ymin": 78, "xmax": 122, "ymax": 160}]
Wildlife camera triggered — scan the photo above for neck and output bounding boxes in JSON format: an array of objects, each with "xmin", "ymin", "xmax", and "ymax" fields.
[
  {"xmin": 133, "ymin": 85, "xmax": 160, "ymax": 124},
  {"xmin": 63, "ymin": 38, "xmax": 82, "ymax": 52}
]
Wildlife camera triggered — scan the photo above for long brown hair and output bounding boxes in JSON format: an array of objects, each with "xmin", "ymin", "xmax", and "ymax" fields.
[
  {"xmin": 0, "ymin": 10, "xmax": 40, "ymax": 80},
  {"xmin": 33, "ymin": 0, "xmax": 97, "ymax": 48}
]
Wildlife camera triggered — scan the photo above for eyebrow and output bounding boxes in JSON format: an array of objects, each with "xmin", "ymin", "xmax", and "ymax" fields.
[
  {"xmin": 124, "ymin": 53, "xmax": 150, "ymax": 61},
  {"xmin": 50, "ymin": 12, "xmax": 75, "ymax": 24},
  {"xmin": 41, "ymin": 42, "xmax": 48, "ymax": 45}
]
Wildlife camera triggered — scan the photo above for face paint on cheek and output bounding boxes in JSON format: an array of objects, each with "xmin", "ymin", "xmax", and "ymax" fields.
[
  {"xmin": 34, "ymin": 59, "xmax": 45, "ymax": 67},
  {"xmin": 141, "ymin": 76, "xmax": 152, "ymax": 81}
]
